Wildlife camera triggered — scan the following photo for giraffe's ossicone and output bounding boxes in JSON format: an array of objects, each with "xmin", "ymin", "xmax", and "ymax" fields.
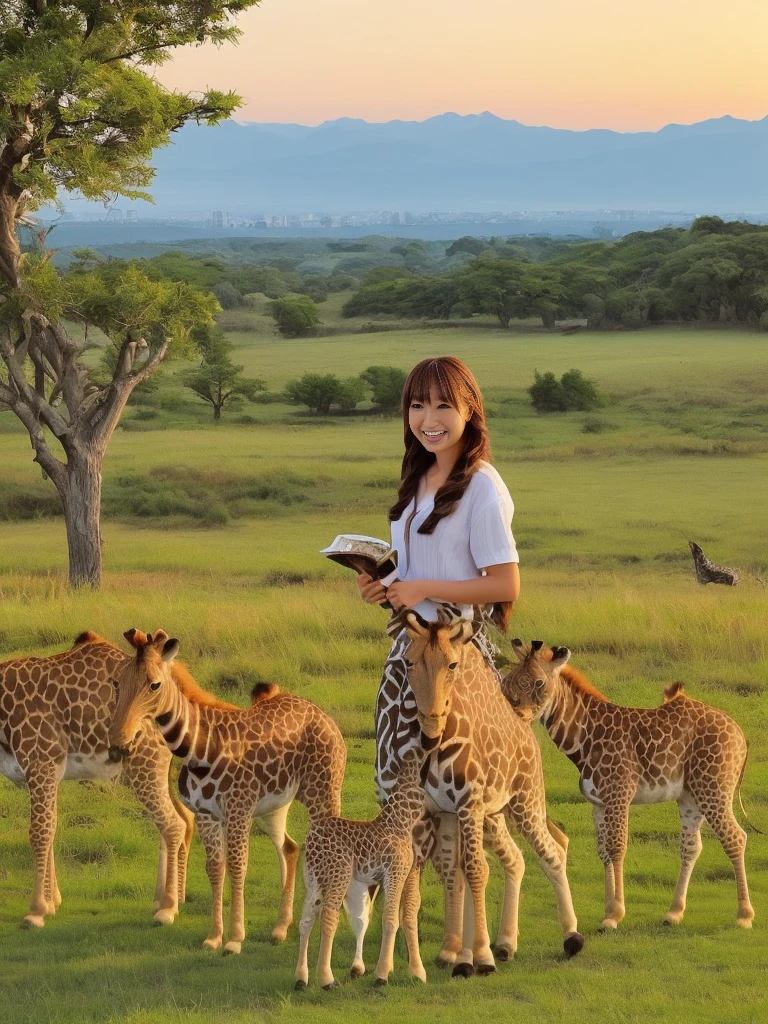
[
  {"xmin": 502, "ymin": 640, "xmax": 755, "ymax": 931},
  {"xmin": 0, "ymin": 631, "xmax": 193, "ymax": 929}
]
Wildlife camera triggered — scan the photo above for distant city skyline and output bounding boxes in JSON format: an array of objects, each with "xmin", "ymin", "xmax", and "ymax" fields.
[{"xmin": 154, "ymin": 0, "xmax": 766, "ymax": 131}]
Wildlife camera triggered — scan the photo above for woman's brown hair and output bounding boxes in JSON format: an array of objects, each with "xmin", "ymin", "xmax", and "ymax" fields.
[{"xmin": 388, "ymin": 356, "xmax": 512, "ymax": 631}]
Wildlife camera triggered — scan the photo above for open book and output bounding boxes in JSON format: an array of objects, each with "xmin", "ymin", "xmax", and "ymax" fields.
[{"xmin": 320, "ymin": 535, "xmax": 399, "ymax": 585}]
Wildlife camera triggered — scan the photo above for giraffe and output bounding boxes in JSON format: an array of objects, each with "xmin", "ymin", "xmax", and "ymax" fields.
[
  {"xmin": 295, "ymin": 744, "xmax": 428, "ymax": 991},
  {"xmin": 501, "ymin": 639, "xmax": 755, "ymax": 931},
  {"xmin": 375, "ymin": 610, "xmax": 584, "ymax": 976},
  {"xmin": 0, "ymin": 630, "xmax": 194, "ymax": 929},
  {"xmin": 107, "ymin": 628, "xmax": 347, "ymax": 953}
]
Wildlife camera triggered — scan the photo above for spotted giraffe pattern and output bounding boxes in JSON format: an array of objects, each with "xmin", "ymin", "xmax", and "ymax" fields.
[
  {"xmin": 375, "ymin": 611, "xmax": 583, "ymax": 975},
  {"xmin": 501, "ymin": 640, "xmax": 755, "ymax": 930},
  {"xmin": 108, "ymin": 629, "xmax": 346, "ymax": 954},
  {"xmin": 295, "ymin": 746, "xmax": 428, "ymax": 990},
  {"xmin": 0, "ymin": 632, "xmax": 193, "ymax": 929}
]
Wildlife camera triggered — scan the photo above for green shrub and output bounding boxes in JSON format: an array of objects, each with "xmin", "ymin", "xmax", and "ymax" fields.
[
  {"xmin": 529, "ymin": 368, "xmax": 602, "ymax": 413},
  {"xmin": 359, "ymin": 365, "xmax": 407, "ymax": 409},
  {"xmin": 269, "ymin": 295, "xmax": 321, "ymax": 338}
]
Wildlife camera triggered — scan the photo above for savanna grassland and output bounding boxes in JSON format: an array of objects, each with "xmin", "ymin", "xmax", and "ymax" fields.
[{"xmin": 0, "ymin": 309, "xmax": 767, "ymax": 1024}]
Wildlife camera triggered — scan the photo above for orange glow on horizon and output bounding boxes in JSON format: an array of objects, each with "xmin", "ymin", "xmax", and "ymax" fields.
[{"xmin": 154, "ymin": 0, "xmax": 766, "ymax": 131}]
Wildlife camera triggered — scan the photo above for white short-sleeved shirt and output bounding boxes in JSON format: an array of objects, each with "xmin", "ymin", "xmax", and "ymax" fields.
[{"xmin": 390, "ymin": 461, "xmax": 518, "ymax": 622}]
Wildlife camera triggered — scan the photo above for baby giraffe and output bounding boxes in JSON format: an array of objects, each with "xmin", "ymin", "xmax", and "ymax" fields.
[{"xmin": 295, "ymin": 744, "xmax": 427, "ymax": 991}]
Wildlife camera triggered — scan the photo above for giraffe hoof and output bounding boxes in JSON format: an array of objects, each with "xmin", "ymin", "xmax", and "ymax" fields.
[
  {"xmin": 294, "ymin": 980, "xmax": 307, "ymax": 992},
  {"xmin": 152, "ymin": 908, "xmax": 177, "ymax": 927},
  {"xmin": 563, "ymin": 932, "xmax": 585, "ymax": 958},
  {"xmin": 374, "ymin": 977, "xmax": 389, "ymax": 987},
  {"xmin": 21, "ymin": 914, "xmax": 46, "ymax": 930},
  {"xmin": 271, "ymin": 926, "xmax": 289, "ymax": 944},
  {"xmin": 597, "ymin": 920, "xmax": 618, "ymax": 933},
  {"xmin": 663, "ymin": 913, "xmax": 683, "ymax": 927},
  {"xmin": 350, "ymin": 965, "xmax": 365, "ymax": 979},
  {"xmin": 223, "ymin": 941, "xmax": 242, "ymax": 955},
  {"xmin": 476, "ymin": 963, "xmax": 497, "ymax": 977},
  {"xmin": 451, "ymin": 962, "xmax": 475, "ymax": 979},
  {"xmin": 435, "ymin": 952, "xmax": 457, "ymax": 968},
  {"xmin": 322, "ymin": 980, "xmax": 339, "ymax": 991},
  {"xmin": 203, "ymin": 937, "xmax": 222, "ymax": 950},
  {"xmin": 736, "ymin": 917, "xmax": 754, "ymax": 930},
  {"xmin": 492, "ymin": 944, "xmax": 514, "ymax": 962}
]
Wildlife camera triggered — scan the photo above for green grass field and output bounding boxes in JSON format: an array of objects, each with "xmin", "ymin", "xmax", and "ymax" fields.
[{"xmin": 0, "ymin": 318, "xmax": 767, "ymax": 1024}]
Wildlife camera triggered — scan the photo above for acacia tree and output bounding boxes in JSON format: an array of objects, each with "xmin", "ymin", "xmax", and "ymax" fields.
[
  {"xmin": 182, "ymin": 331, "xmax": 266, "ymax": 420},
  {"xmin": 0, "ymin": 0, "xmax": 259, "ymax": 586}
]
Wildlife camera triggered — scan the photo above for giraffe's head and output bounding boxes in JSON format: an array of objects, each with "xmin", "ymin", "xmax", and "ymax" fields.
[
  {"xmin": 404, "ymin": 609, "xmax": 479, "ymax": 739},
  {"xmin": 500, "ymin": 639, "xmax": 571, "ymax": 721},
  {"xmin": 107, "ymin": 628, "xmax": 179, "ymax": 762}
]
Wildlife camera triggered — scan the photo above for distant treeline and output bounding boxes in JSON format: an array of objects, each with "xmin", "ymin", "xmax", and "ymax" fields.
[
  {"xmin": 342, "ymin": 219, "xmax": 768, "ymax": 329},
  {"xmin": 61, "ymin": 217, "xmax": 768, "ymax": 330}
]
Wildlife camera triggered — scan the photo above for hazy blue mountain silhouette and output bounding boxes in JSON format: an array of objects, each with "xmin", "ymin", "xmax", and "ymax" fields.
[{"xmin": 146, "ymin": 112, "xmax": 767, "ymax": 211}]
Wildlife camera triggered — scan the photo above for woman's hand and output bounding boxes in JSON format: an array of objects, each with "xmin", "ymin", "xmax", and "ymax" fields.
[
  {"xmin": 385, "ymin": 580, "xmax": 429, "ymax": 610},
  {"xmin": 357, "ymin": 573, "xmax": 389, "ymax": 605}
]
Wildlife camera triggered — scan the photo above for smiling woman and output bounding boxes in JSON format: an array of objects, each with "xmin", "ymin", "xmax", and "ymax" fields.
[{"xmin": 358, "ymin": 355, "xmax": 520, "ymax": 629}]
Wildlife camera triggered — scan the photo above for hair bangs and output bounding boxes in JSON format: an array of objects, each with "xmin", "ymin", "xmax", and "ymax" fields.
[{"xmin": 402, "ymin": 357, "xmax": 480, "ymax": 416}]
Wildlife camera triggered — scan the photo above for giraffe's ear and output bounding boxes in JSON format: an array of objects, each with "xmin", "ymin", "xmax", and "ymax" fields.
[
  {"xmin": 124, "ymin": 628, "xmax": 148, "ymax": 649},
  {"xmin": 451, "ymin": 618, "xmax": 480, "ymax": 645},
  {"xmin": 405, "ymin": 611, "xmax": 430, "ymax": 638},
  {"xmin": 161, "ymin": 638, "xmax": 180, "ymax": 663},
  {"xmin": 511, "ymin": 638, "xmax": 527, "ymax": 662},
  {"xmin": 150, "ymin": 629, "xmax": 169, "ymax": 647},
  {"xmin": 550, "ymin": 646, "xmax": 571, "ymax": 670}
]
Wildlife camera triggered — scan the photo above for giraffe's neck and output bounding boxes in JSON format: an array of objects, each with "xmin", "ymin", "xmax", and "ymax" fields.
[
  {"xmin": 379, "ymin": 748, "xmax": 426, "ymax": 834},
  {"xmin": 541, "ymin": 679, "xmax": 609, "ymax": 770},
  {"xmin": 155, "ymin": 685, "xmax": 217, "ymax": 763}
]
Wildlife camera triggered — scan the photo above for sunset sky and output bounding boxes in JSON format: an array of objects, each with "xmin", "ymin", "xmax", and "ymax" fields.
[{"xmin": 155, "ymin": 0, "xmax": 766, "ymax": 130}]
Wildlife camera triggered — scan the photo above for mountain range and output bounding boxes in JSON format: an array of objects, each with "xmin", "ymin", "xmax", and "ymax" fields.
[{"xmin": 137, "ymin": 112, "xmax": 766, "ymax": 214}]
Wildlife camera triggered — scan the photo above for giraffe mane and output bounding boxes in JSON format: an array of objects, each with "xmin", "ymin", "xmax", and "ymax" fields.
[
  {"xmin": 538, "ymin": 647, "xmax": 609, "ymax": 701},
  {"xmin": 170, "ymin": 660, "xmax": 240, "ymax": 711},
  {"xmin": 558, "ymin": 665, "xmax": 610, "ymax": 702},
  {"xmin": 72, "ymin": 630, "xmax": 109, "ymax": 647}
]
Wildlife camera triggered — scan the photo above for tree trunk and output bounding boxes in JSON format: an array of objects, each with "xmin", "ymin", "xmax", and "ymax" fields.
[
  {"xmin": 60, "ymin": 447, "xmax": 104, "ymax": 588},
  {"xmin": 213, "ymin": 403, "xmax": 221, "ymax": 421}
]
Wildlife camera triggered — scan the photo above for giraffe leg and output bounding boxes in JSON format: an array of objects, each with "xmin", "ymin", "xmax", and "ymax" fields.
[
  {"xmin": 256, "ymin": 803, "xmax": 299, "ymax": 943},
  {"xmin": 454, "ymin": 809, "xmax": 495, "ymax": 976},
  {"xmin": 401, "ymin": 862, "xmax": 427, "ymax": 983},
  {"xmin": 295, "ymin": 872, "xmax": 320, "ymax": 990},
  {"xmin": 512, "ymin": 803, "xmax": 583, "ymax": 956},
  {"xmin": 153, "ymin": 836, "xmax": 169, "ymax": 913},
  {"xmin": 23, "ymin": 765, "xmax": 60, "ymax": 929},
  {"xmin": 196, "ymin": 813, "xmax": 226, "ymax": 950},
  {"xmin": 664, "ymin": 793, "xmax": 703, "ymax": 926},
  {"xmin": 173, "ymin": 797, "xmax": 195, "ymax": 905},
  {"xmin": 316, "ymin": 890, "xmax": 345, "ymax": 990},
  {"xmin": 344, "ymin": 879, "xmax": 372, "ymax": 978},
  {"xmin": 697, "ymin": 792, "xmax": 754, "ymax": 928},
  {"xmin": 374, "ymin": 867, "xmax": 408, "ymax": 985},
  {"xmin": 122, "ymin": 742, "xmax": 184, "ymax": 926},
  {"xmin": 431, "ymin": 813, "xmax": 464, "ymax": 966},
  {"xmin": 484, "ymin": 813, "xmax": 525, "ymax": 962},
  {"xmin": 592, "ymin": 800, "xmax": 629, "ymax": 931},
  {"xmin": 223, "ymin": 811, "xmax": 251, "ymax": 954},
  {"xmin": 42, "ymin": 845, "xmax": 61, "ymax": 915}
]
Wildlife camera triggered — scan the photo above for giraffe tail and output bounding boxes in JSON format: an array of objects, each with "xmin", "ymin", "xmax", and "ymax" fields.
[{"xmin": 736, "ymin": 749, "xmax": 765, "ymax": 836}]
